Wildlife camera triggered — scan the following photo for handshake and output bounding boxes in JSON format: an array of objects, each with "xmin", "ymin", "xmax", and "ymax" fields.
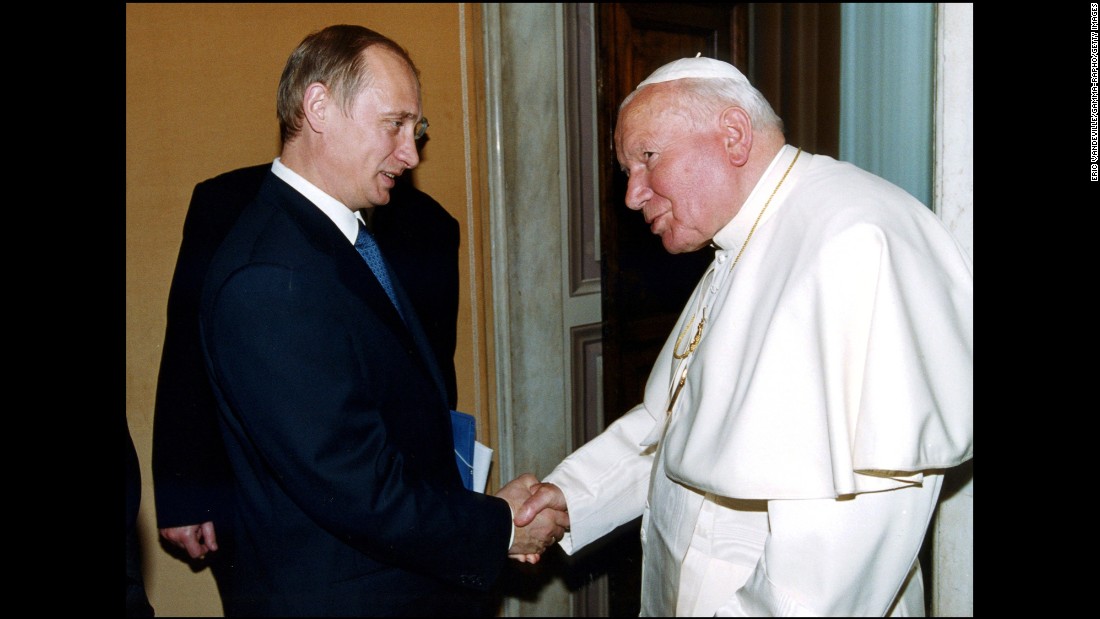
[{"xmin": 495, "ymin": 473, "xmax": 569, "ymax": 564}]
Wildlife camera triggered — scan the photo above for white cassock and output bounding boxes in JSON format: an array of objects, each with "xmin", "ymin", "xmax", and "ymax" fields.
[{"xmin": 545, "ymin": 145, "xmax": 973, "ymax": 616}]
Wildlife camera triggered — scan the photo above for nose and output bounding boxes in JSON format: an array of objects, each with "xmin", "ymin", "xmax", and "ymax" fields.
[
  {"xmin": 624, "ymin": 173, "xmax": 651, "ymax": 211},
  {"xmin": 396, "ymin": 130, "xmax": 420, "ymax": 170}
]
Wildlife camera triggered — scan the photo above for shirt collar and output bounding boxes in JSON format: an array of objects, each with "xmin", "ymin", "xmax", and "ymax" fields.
[{"xmin": 271, "ymin": 157, "xmax": 362, "ymax": 244}]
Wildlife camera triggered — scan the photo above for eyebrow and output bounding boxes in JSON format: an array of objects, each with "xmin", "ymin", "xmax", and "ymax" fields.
[{"xmin": 381, "ymin": 110, "xmax": 421, "ymax": 120}]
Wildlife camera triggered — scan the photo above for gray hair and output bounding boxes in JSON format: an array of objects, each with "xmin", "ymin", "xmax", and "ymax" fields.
[{"xmin": 621, "ymin": 76, "xmax": 784, "ymax": 135}]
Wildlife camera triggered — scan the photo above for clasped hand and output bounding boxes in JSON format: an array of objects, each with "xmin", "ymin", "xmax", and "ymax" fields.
[
  {"xmin": 160, "ymin": 521, "xmax": 219, "ymax": 560},
  {"xmin": 495, "ymin": 473, "xmax": 569, "ymax": 564}
]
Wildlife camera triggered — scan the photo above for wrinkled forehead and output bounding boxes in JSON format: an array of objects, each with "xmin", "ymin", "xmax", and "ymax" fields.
[{"xmin": 615, "ymin": 85, "xmax": 691, "ymax": 146}]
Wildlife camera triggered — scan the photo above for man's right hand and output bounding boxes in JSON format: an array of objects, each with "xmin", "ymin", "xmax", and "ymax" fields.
[
  {"xmin": 507, "ymin": 479, "xmax": 570, "ymax": 563},
  {"xmin": 496, "ymin": 475, "xmax": 569, "ymax": 563},
  {"xmin": 514, "ymin": 482, "xmax": 567, "ymax": 528},
  {"xmin": 159, "ymin": 521, "xmax": 218, "ymax": 560}
]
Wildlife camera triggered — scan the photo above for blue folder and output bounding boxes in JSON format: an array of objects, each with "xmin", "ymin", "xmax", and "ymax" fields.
[{"xmin": 450, "ymin": 410, "xmax": 476, "ymax": 491}]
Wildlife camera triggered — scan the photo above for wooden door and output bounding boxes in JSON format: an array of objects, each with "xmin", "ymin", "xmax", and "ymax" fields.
[
  {"xmin": 595, "ymin": 6, "xmax": 744, "ymax": 614},
  {"xmin": 598, "ymin": 3, "xmax": 745, "ymax": 438}
]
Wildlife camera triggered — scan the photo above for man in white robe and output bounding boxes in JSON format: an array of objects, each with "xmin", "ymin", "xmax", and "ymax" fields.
[{"xmin": 512, "ymin": 57, "xmax": 973, "ymax": 616}]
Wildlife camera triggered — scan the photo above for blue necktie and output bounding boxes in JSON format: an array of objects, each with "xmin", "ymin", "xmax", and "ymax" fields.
[{"xmin": 355, "ymin": 220, "xmax": 404, "ymax": 320}]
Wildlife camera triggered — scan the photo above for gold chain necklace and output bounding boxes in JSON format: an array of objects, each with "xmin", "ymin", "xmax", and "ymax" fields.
[{"xmin": 672, "ymin": 147, "xmax": 802, "ymax": 360}]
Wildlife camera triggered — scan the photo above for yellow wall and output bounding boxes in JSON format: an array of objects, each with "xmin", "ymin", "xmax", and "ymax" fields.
[{"xmin": 126, "ymin": 4, "xmax": 494, "ymax": 616}]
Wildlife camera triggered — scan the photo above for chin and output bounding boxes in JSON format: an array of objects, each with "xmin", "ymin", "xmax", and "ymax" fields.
[
  {"xmin": 371, "ymin": 190, "xmax": 392, "ymax": 206},
  {"xmin": 662, "ymin": 240, "xmax": 687, "ymax": 255},
  {"xmin": 662, "ymin": 236, "xmax": 705, "ymax": 255}
]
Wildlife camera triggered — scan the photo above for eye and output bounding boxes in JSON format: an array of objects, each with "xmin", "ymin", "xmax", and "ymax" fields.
[{"xmin": 382, "ymin": 119, "xmax": 405, "ymax": 134}]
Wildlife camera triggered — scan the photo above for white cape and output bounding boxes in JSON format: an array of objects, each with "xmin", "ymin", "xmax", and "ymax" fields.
[{"xmin": 646, "ymin": 145, "xmax": 973, "ymax": 499}]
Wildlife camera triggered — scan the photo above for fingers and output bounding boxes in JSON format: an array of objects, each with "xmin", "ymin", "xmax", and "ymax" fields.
[
  {"xmin": 500, "ymin": 476, "xmax": 570, "ymax": 559},
  {"xmin": 494, "ymin": 473, "xmax": 540, "ymax": 511},
  {"xmin": 159, "ymin": 523, "xmax": 217, "ymax": 560},
  {"xmin": 526, "ymin": 504, "xmax": 568, "ymax": 546},
  {"xmin": 507, "ymin": 521, "xmax": 557, "ymax": 556},
  {"xmin": 514, "ymin": 482, "xmax": 567, "ymax": 527},
  {"xmin": 161, "ymin": 525, "xmax": 204, "ymax": 558},
  {"xmin": 519, "ymin": 473, "xmax": 543, "ymax": 491},
  {"xmin": 199, "ymin": 521, "xmax": 219, "ymax": 552},
  {"xmin": 508, "ymin": 511, "xmax": 568, "ymax": 556},
  {"xmin": 494, "ymin": 478, "xmax": 524, "ymax": 509}
]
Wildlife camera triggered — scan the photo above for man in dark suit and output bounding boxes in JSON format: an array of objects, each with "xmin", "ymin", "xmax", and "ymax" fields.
[
  {"xmin": 152, "ymin": 166, "xmax": 260, "ymax": 611},
  {"xmin": 194, "ymin": 25, "xmax": 566, "ymax": 616},
  {"xmin": 151, "ymin": 164, "xmax": 459, "ymax": 614}
]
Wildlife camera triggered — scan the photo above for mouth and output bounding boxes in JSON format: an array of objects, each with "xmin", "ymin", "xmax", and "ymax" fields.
[{"xmin": 646, "ymin": 211, "xmax": 668, "ymax": 235}]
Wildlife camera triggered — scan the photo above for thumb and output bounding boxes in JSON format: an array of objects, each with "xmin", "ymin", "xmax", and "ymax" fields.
[
  {"xmin": 201, "ymin": 522, "xmax": 219, "ymax": 551},
  {"xmin": 513, "ymin": 488, "xmax": 549, "ymax": 527}
]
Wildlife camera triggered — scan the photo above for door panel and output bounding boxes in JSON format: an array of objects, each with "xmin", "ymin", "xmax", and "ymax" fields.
[
  {"xmin": 598, "ymin": 2, "xmax": 743, "ymax": 434},
  {"xmin": 596, "ymin": 6, "xmax": 744, "ymax": 615}
]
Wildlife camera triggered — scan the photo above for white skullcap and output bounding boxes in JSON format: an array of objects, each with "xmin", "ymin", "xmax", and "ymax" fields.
[{"xmin": 635, "ymin": 54, "xmax": 749, "ymax": 89}]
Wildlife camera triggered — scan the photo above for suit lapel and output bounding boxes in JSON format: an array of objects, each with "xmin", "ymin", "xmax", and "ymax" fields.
[
  {"xmin": 387, "ymin": 275, "xmax": 449, "ymax": 406},
  {"xmin": 262, "ymin": 174, "xmax": 450, "ymax": 409}
]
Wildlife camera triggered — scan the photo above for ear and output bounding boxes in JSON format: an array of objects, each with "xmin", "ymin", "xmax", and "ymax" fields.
[
  {"xmin": 719, "ymin": 107, "xmax": 753, "ymax": 167},
  {"xmin": 302, "ymin": 82, "xmax": 329, "ymax": 133}
]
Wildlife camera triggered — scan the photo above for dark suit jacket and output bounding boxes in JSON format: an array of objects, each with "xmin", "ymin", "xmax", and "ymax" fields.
[
  {"xmin": 152, "ymin": 164, "xmax": 460, "ymax": 532},
  {"xmin": 199, "ymin": 172, "xmax": 508, "ymax": 616}
]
